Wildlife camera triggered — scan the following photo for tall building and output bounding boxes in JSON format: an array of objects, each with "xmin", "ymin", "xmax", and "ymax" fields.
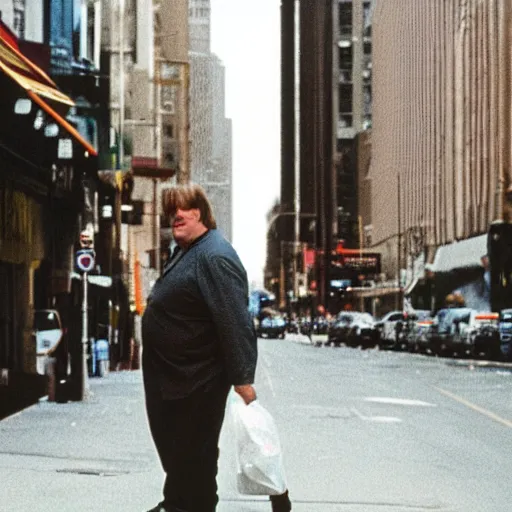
[
  {"xmin": 189, "ymin": 0, "xmax": 210, "ymax": 53},
  {"xmin": 335, "ymin": 0, "xmax": 373, "ymax": 248},
  {"xmin": 370, "ymin": 0, "xmax": 511, "ymax": 310},
  {"xmin": 273, "ymin": 0, "xmax": 375, "ymax": 311},
  {"xmin": 274, "ymin": 0, "xmax": 337, "ymax": 310},
  {"xmin": 188, "ymin": 0, "xmax": 233, "ymax": 240}
]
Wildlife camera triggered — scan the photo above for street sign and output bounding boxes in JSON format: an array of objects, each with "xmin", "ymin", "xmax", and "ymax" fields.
[
  {"xmin": 76, "ymin": 249, "xmax": 95, "ymax": 273},
  {"xmin": 79, "ymin": 230, "xmax": 94, "ymax": 248}
]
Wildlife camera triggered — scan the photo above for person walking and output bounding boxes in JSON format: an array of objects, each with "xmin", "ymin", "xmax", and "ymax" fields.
[{"xmin": 141, "ymin": 183, "xmax": 290, "ymax": 512}]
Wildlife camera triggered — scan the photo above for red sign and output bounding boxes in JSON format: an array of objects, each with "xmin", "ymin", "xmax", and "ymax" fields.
[{"xmin": 303, "ymin": 248, "xmax": 316, "ymax": 269}]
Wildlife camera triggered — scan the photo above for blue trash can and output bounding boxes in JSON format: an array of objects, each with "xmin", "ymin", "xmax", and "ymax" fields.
[{"xmin": 93, "ymin": 339, "xmax": 110, "ymax": 377}]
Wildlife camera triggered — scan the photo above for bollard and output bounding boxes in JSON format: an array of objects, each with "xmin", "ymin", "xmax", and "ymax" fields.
[{"xmin": 45, "ymin": 357, "xmax": 57, "ymax": 402}]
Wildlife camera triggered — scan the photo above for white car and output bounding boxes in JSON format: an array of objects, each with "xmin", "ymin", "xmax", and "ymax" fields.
[
  {"xmin": 375, "ymin": 310, "xmax": 404, "ymax": 348},
  {"xmin": 34, "ymin": 309, "xmax": 64, "ymax": 375}
]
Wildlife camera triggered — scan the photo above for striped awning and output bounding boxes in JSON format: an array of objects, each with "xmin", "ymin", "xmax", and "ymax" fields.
[
  {"xmin": 0, "ymin": 29, "xmax": 97, "ymax": 157},
  {"xmin": 0, "ymin": 31, "xmax": 74, "ymax": 106}
]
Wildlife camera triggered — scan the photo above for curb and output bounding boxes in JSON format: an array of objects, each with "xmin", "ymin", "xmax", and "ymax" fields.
[{"xmin": 447, "ymin": 359, "xmax": 512, "ymax": 370}]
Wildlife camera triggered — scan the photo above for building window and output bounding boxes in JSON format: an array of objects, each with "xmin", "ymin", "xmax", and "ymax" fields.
[
  {"xmin": 13, "ymin": 8, "xmax": 25, "ymax": 39},
  {"xmin": 164, "ymin": 124, "xmax": 174, "ymax": 139}
]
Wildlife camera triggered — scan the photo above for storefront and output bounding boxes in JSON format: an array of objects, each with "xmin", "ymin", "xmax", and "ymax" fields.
[{"xmin": 0, "ymin": 27, "xmax": 98, "ymax": 416}]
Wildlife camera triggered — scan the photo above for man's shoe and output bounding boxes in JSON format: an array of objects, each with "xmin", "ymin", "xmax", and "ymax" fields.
[
  {"xmin": 270, "ymin": 490, "xmax": 292, "ymax": 511},
  {"xmin": 145, "ymin": 502, "xmax": 168, "ymax": 512}
]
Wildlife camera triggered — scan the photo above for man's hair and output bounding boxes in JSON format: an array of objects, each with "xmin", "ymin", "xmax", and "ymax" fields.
[{"xmin": 162, "ymin": 183, "xmax": 217, "ymax": 229}]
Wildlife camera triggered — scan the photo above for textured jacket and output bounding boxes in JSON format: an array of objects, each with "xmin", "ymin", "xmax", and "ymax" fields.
[{"xmin": 141, "ymin": 229, "xmax": 258, "ymax": 399}]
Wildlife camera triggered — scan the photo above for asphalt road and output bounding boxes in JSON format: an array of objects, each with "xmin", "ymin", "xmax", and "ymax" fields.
[
  {"xmin": 0, "ymin": 336, "xmax": 511, "ymax": 511},
  {"xmin": 218, "ymin": 337, "xmax": 512, "ymax": 511}
]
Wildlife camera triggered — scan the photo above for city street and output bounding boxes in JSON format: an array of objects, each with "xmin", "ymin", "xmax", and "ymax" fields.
[{"xmin": 1, "ymin": 337, "xmax": 511, "ymax": 511}]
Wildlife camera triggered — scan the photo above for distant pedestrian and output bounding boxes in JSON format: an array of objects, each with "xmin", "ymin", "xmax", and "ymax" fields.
[{"xmin": 141, "ymin": 183, "xmax": 291, "ymax": 512}]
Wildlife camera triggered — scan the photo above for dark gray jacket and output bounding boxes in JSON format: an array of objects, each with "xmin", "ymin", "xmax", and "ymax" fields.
[{"xmin": 141, "ymin": 229, "xmax": 258, "ymax": 399}]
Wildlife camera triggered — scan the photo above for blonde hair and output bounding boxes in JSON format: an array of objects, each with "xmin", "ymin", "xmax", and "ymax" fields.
[{"xmin": 162, "ymin": 183, "xmax": 217, "ymax": 229}]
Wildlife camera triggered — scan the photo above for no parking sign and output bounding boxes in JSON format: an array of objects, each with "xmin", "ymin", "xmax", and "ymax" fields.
[{"xmin": 76, "ymin": 249, "xmax": 95, "ymax": 273}]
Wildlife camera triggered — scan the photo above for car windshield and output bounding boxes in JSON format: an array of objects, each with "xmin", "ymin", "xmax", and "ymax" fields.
[
  {"xmin": 34, "ymin": 311, "xmax": 60, "ymax": 331},
  {"xmin": 501, "ymin": 311, "xmax": 512, "ymax": 321},
  {"xmin": 337, "ymin": 314, "xmax": 354, "ymax": 324}
]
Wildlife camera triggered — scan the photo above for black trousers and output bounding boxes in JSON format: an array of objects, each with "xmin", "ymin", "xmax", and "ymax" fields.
[{"xmin": 145, "ymin": 379, "xmax": 230, "ymax": 512}]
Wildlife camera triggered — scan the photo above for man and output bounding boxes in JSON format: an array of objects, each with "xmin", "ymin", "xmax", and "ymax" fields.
[{"xmin": 141, "ymin": 184, "xmax": 290, "ymax": 512}]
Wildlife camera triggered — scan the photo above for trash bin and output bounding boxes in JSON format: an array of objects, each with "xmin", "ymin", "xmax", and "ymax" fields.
[{"xmin": 93, "ymin": 339, "xmax": 109, "ymax": 377}]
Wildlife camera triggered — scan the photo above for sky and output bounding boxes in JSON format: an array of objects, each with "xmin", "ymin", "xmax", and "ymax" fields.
[{"xmin": 210, "ymin": 0, "xmax": 281, "ymax": 287}]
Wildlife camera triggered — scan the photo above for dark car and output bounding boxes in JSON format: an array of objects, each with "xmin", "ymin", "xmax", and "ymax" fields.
[
  {"xmin": 470, "ymin": 312, "xmax": 501, "ymax": 360},
  {"xmin": 346, "ymin": 312, "xmax": 379, "ymax": 349},
  {"xmin": 327, "ymin": 313, "xmax": 357, "ymax": 346},
  {"xmin": 257, "ymin": 316, "xmax": 286, "ymax": 339},
  {"xmin": 499, "ymin": 309, "xmax": 512, "ymax": 361}
]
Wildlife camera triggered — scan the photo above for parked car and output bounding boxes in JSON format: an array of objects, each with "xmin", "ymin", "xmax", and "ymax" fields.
[
  {"xmin": 411, "ymin": 317, "xmax": 435, "ymax": 354},
  {"xmin": 327, "ymin": 312, "xmax": 358, "ymax": 346},
  {"xmin": 498, "ymin": 309, "xmax": 512, "ymax": 361},
  {"xmin": 257, "ymin": 315, "xmax": 287, "ymax": 339},
  {"xmin": 344, "ymin": 312, "xmax": 379, "ymax": 349},
  {"xmin": 375, "ymin": 310, "xmax": 404, "ymax": 349},
  {"xmin": 470, "ymin": 312, "xmax": 501, "ymax": 360},
  {"xmin": 350, "ymin": 313, "xmax": 379, "ymax": 349},
  {"xmin": 428, "ymin": 308, "xmax": 476, "ymax": 357},
  {"xmin": 33, "ymin": 309, "xmax": 64, "ymax": 375},
  {"xmin": 402, "ymin": 310, "xmax": 433, "ymax": 352}
]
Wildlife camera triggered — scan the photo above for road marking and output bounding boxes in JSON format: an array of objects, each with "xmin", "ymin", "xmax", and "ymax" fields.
[
  {"xmin": 260, "ymin": 352, "xmax": 276, "ymax": 398},
  {"xmin": 351, "ymin": 407, "xmax": 402, "ymax": 423},
  {"xmin": 363, "ymin": 397, "xmax": 437, "ymax": 407},
  {"xmin": 434, "ymin": 386, "xmax": 512, "ymax": 429}
]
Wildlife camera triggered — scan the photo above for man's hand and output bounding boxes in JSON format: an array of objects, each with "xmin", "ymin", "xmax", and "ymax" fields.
[{"xmin": 234, "ymin": 384, "xmax": 257, "ymax": 405}]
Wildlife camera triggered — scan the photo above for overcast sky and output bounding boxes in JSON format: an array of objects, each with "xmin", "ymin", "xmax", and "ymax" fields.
[{"xmin": 210, "ymin": 0, "xmax": 281, "ymax": 287}]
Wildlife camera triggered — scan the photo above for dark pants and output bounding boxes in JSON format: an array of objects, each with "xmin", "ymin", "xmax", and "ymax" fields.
[{"xmin": 145, "ymin": 380, "xmax": 230, "ymax": 512}]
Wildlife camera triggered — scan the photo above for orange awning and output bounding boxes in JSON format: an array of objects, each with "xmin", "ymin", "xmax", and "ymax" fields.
[
  {"xmin": 0, "ymin": 33, "xmax": 74, "ymax": 106},
  {"xmin": 28, "ymin": 91, "xmax": 98, "ymax": 157},
  {"xmin": 0, "ymin": 29, "xmax": 97, "ymax": 157}
]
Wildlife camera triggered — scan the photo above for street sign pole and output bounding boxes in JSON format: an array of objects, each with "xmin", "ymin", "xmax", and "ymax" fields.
[
  {"xmin": 76, "ymin": 236, "xmax": 95, "ymax": 401},
  {"xmin": 81, "ymin": 272, "xmax": 90, "ymax": 400}
]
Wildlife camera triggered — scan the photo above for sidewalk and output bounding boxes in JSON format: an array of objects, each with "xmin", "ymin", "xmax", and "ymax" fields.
[{"xmin": 0, "ymin": 371, "xmax": 274, "ymax": 512}]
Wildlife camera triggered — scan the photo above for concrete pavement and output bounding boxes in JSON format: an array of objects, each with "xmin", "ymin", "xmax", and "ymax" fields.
[
  {"xmin": 0, "ymin": 370, "xmax": 285, "ymax": 512},
  {"xmin": 3, "ymin": 334, "xmax": 498, "ymax": 512}
]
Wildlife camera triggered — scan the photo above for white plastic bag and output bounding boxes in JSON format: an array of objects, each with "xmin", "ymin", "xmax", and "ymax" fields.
[{"xmin": 231, "ymin": 393, "xmax": 287, "ymax": 496}]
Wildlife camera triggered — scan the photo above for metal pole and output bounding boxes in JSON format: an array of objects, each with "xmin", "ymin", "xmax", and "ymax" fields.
[
  {"xmin": 81, "ymin": 272, "xmax": 90, "ymax": 400},
  {"xmin": 397, "ymin": 172, "xmax": 402, "ymax": 310},
  {"xmin": 153, "ymin": 178, "xmax": 160, "ymax": 274},
  {"xmin": 293, "ymin": 0, "xmax": 301, "ymax": 301},
  {"xmin": 119, "ymin": 0, "xmax": 125, "ymax": 168}
]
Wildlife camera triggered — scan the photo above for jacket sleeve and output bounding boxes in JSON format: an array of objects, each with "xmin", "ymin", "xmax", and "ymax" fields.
[{"xmin": 196, "ymin": 252, "xmax": 258, "ymax": 386}]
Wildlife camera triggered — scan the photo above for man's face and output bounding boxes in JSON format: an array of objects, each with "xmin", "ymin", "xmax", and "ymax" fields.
[{"xmin": 171, "ymin": 207, "xmax": 203, "ymax": 246}]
